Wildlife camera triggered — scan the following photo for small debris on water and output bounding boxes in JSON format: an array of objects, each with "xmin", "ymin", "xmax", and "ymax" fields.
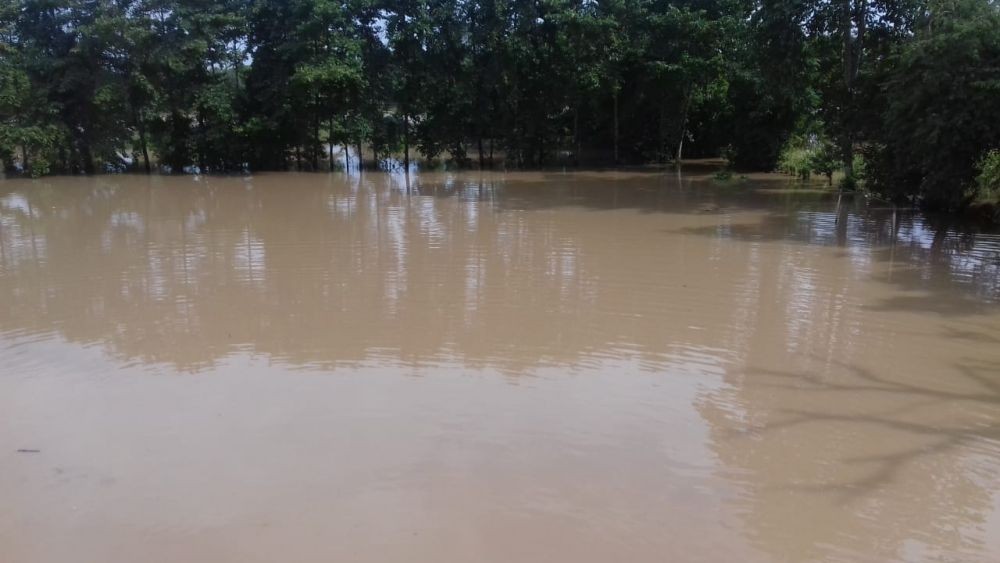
[{"xmin": 17, "ymin": 449, "xmax": 40, "ymax": 453}]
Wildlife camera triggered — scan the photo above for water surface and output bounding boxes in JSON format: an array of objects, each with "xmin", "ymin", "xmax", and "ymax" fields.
[{"xmin": 2, "ymin": 170, "xmax": 1000, "ymax": 562}]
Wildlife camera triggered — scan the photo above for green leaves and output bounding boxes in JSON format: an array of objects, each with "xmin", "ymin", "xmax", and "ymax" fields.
[
  {"xmin": 0, "ymin": 0, "xmax": 992, "ymax": 206},
  {"xmin": 866, "ymin": 0, "xmax": 1000, "ymax": 208}
]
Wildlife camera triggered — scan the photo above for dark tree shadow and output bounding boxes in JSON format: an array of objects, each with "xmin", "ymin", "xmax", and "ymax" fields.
[{"xmin": 738, "ymin": 356, "xmax": 1000, "ymax": 503}]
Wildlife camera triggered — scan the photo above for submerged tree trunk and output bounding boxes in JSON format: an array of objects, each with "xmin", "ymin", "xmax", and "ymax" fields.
[
  {"xmin": 79, "ymin": 135, "xmax": 95, "ymax": 175},
  {"xmin": 574, "ymin": 107, "xmax": 580, "ymax": 167},
  {"xmin": 658, "ymin": 102, "xmax": 666, "ymax": 165},
  {"xmin": 135, "ymin": 108, "xmax": 151, "ymax": 174},
  {"xmin": 613, "ymin": 89, "xmax": 620, "ymax": 165},
  {"xmin": 197, "ymin": 114, "xmax": 208, "ymax": 172},
  {"xmin": 329, "ymin": 117, "xmax": 335, "ymax": 166},
  {"xmin": 478, "ymin": 137, "xmax": 484, "ymax": 169},
  {"xmin": 675, "ymin": 82, "xmax": 695, "ymax": 166},
  {"xmin": 356, "ymin": 141, "xmax": 363, "ymax": 172},
  {"xmin": 58, "ymin": 144, "xmax": 67, "ymax": 173},
  {"xmin": 403, "ymin": 113, "xmax": 410, "ymax": 172},
  {"xmin": 312, "ymin": 97, "xmax": 320, "ymax": 171}
]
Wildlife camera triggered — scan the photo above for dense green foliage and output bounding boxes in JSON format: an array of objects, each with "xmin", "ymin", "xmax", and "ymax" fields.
[
  {"xmin": 863, "ymin": 0, "xmax": 1000, "ymax": 208},
  {"xmin": 1, "ymin": 0, "xmax": 998, "ymax": 209},
  {"xmin": 978, "ymin": 150, "xmax": 1000, "ymax": 202}
]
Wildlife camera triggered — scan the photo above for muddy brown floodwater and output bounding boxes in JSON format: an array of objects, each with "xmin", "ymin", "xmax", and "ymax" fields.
[{"xmin": 2, "ymin": 169, "xmax": 1000, "ymax": 562}]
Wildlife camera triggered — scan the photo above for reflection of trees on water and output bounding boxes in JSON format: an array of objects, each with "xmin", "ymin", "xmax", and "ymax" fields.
[
  {"xmin": 682, "ymin": 207, "xmax": 1000, "ymax": 306},
  {"xmin": 0, "ymin": 173, "xmax": 732, "ymax": 373},
  {"xmin": 0, "ymin": 173, "xmax": 997, "ymax": 375},
  {"xmin": 3, "ymin": 172, "xmax": 1000, "ymax": 559}
]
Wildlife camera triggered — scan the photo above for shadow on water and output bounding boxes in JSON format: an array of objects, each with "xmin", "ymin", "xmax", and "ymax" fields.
[{"xmin": 742, "ymin": 356, "xmax": 1000, "ymax": 502}]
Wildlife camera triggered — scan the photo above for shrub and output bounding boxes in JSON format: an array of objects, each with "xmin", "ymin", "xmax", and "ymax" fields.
[
  {"xmin": 977, "ymin": 150, "xmax": 1000, "ymax": 202},
  {"xmin": 777, "ymin": 135, "xmax": 839, "ymax": 184},
  {"xmin": 809, "ymin": 140, "xmax": 839, "ymax": 186},
  {"xmin": 777, "ymin": 137, "xmax": 813, "ymax": 180}
]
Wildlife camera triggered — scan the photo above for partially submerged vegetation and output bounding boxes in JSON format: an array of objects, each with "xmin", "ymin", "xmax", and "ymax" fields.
[
  {"xmin": 977, "ymin": 150, "xmax": 1000, "ymax": 203},
  {"xmin": 776, "ymin": 136, "xmax": 839, "ymax": 186},
  {"xmin": 0, "ymin": 0, "xmax": 998, "ymax": 213}
]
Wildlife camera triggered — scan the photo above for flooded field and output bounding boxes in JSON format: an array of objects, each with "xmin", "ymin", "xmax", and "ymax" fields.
[{"xmin": 2, "ymin": 169, "xmax": 1000, "ymax": 562}]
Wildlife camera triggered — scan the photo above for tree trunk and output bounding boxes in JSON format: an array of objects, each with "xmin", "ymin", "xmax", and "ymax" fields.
[
  {"xmin": 658, "ymin": 102, "xmax": 666, "ymax": 165},
  {"xmin": 135, "ymin": 107, "xmax": 151, "ymax": 174},
  {"xmin": 675, "ymin": 82, "xmax": 695, "ymax": 166},
  {"xmin": 79, "ymin": 136, "xmax": 95, "ymax": 175},
  {"xmin": 21, "ymin": 146, "xmax": 29, "ymax": 175},
  {"xmin": 312, "ymin": 98, "xmax": 320, "ymax": 171},
  {"xmin": 357, "ymin": 141, "xmax": 363, "ymax": 172},
  {"xmin": 840, "ymin": 0, "xmax": 867, "ymax": 179},
  {"xmin": 573, "ymin": 107, "xmax": 580, "ymax": 166},
  {"xmin": 329, "ymin": 117, "xmax": 335, "ymax": 167},
  {"xmin": 403, "ymin": 113, "xmax": 410, "ymax": 172},
  {"xmin": 841, "ymin": 0, "xmax": 854, "ymax": 178},
  {"xmin": 478, "ymin": 137, "xmax": 484, "ymax": 169},
  {"xmin": 139, "ymin": 126, "xmax": 151, "ymax": 174},
  {"xmin": 613, "ymin": 89, "xmax": 620, "ymax": 165}
]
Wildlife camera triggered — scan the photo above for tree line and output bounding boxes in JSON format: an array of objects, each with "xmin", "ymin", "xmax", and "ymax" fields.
[{"xmin": 1, "ymin": 0, "xmax": 998, "ymax": 209}]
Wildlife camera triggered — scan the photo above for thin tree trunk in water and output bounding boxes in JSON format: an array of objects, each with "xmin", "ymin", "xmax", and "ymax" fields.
[
  {"xmin": 658, "ymin": 102, "xmax": 666, "ymax": 166},
  {"xmin": 79, "ymin": 136, "xmax": 95, "ymax": 175},
  {"xmin": 197, "ymin": 115, "xmax": 208, "ymax": 172},
  {"xmin": 135, "ymin": 107, "xmax": 151, "ymax": 174},
  {"xmin": 329, "ymin": 117, "xmax": 335, "ymax": 166},
  {"xmin": 312, "ymin": 97, "xmax": 320, "ymax": 171},
  {"xmin": 357, "ymin": 141, "xmax": 363, "ymax": 172},
  {"xmin": 21, "ymin": 146, "xmax": 29, "ymax": 175},
  {"xmin": 613, "ymin": 89, "xmax": 619, "ymax": 165},
  {"xmin": 489, "ymin": 137, "xmax": 494, "ymax": 168},
  {"xmin": 675, "ymin": 82, "xmax": 694, "ymax": 166},
  {"xmin": 478, "ymin": 137, "xmax": 484, "ymax": 169},
  {"xmin": 66, "ymin": 141, "xmax": 77, "ymax": 174},
  {"xmin": 296, "ymin": 145, "xmax": 302, "ymax": 171},
  {"xmin": 403, "ymin": 113, "xmax": 410, "ymax": 171},
  {"xmin": 139, "ymin": 126, "xmax": 151, "ymax": 174},
  {"xmin": 574, "ymin": 107, "xmax": 580, "ymax": 166}
]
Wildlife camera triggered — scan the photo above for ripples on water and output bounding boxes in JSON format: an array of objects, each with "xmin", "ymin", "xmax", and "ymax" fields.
[{"xmin": 2, "ymin": 169, "xmax": 1000, "ymax": 563}]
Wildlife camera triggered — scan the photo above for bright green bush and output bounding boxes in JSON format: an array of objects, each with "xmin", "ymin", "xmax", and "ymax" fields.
[
  {"xmin": 777, "ymin": 138, "xmax": 814, "ymax": 180},
  {"xmin": 977, "ymin": 150, "xmax": 1000, "ymax": 202},
  {"xmin": 777, "ymin": 136, "xmax": 839, "ymax": 184}
]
